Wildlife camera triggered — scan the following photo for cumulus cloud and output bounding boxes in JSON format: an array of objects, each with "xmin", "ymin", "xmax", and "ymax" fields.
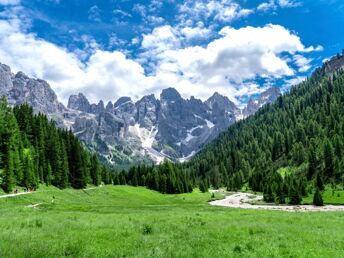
[
  {"xmin": 178, "ymin": 0, "xmax": 253, "ymax": 25},
  {"xmin": 257, "ymin": 0, "xmax": 302, "ymax": 12},
  {"xmin": 257, "ymin": 1, "xmax": 277, "ymax": 12},
  {"xmin": 293, "ymin": 54, "xmax": 312, "ymax": 72},
  {"xmin": 0, "ymin": 8, "xmax": 321, "ymax": 106}
]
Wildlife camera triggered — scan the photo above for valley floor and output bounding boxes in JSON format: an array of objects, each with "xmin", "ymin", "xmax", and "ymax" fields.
[{"xmin": 0, "ymin": 185, "xmax": 343, "ymax": 257}]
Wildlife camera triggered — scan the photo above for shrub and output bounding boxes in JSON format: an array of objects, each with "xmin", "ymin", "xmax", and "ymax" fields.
[{"xmin": 142, "ymin": 224, "xmax": 153, "ymax": 235}]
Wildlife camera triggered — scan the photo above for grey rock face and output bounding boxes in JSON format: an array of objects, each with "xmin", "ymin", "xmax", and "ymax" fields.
[
  {"xmin": 243, "ymin": 87, "xmax": 281, "ymax": 118},
  {"xmin": 0, "ymin": 64, "xmax": 13, "ymax": 97},
  {"xmin": 0, "ymin": 62, "xmax": 282, "ymax": 165},
  {"xmin": 0, "ymin": 63, "xmax": 66, "ymax": 126},
  {"xmin": 323, "ymin": 53, "xmax": 344, "ymax": 75},
  {"xmin": 68, "ymin": 93, "xmax": 91, "ymax": 113}
]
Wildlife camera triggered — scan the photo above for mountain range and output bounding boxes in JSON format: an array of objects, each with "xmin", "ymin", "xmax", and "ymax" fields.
[{"xmin": 0, "ymin": 62, "xmax": 281, "ymax": 165}]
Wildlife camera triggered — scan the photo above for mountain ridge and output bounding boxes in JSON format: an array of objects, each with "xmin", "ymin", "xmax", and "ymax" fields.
[{"xmin": 0, "ymin": 62, "xmax": 281, "ymax": 165}]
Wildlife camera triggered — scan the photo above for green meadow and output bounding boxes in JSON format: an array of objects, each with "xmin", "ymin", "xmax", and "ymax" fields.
[{"xmin": 0, "ymin": 186, "xmax": 344, "ymax": 258}]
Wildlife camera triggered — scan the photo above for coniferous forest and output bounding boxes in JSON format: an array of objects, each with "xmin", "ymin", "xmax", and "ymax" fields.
[
  {"xmin": 2, "ymin": 60, "xmax": 344, "ymax": 200},
  {"xmin": 0, "ymin": 97, "xmax": 192, "ymax": 194},
  {"xmin": 0, "ymin": 98, "xmax": 112, "ymax": 192},
  {"xmin": 181, "ymin": 66, "xmax": 344, "ymax": 203},
  {"xmin": 120, "ymin": 60, "xmax": 344, "ymax": 202}
]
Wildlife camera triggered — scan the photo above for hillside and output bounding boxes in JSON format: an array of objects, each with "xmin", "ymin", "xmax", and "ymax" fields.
[
  {"xmin": 183, "ymin": 53, "xmax": 344, "ymax": 199},
  {"xmin": 0, "ymin": 99, "xmax": 112, "ymax": 193},
  {"xmin": 0, "ymin": 185, "xmax": 343, "ymax": 257},
  {"xmin": 119, "ymin": 53, "xmax": 344, "ymax": 203}
]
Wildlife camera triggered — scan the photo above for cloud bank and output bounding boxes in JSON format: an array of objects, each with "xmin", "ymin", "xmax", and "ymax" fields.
[{"xmin": 0, "ymin": 1, "xmax": 321, "ymax": 105}]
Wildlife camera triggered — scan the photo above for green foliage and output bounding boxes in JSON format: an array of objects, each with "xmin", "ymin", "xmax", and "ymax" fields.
[
  {"xmin": 0, "ymin": 100, "xmax": 110, "ymax": 192},
  {"xmin": 115, "ymin": 160, "xmax": 193, "ymax": 194},
  {"xmin": 175, "ymin": 66, "xmax": 344, "ymax": 201},
  {"xmin": 142, "ymin": 224, "xmax": 153, "ymax": 235},
  {"xmin": 313, "ymin": 188, "xmax": 324, "ymax": 206}
]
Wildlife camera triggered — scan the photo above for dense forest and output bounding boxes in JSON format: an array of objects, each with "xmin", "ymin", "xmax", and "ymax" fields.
[
  {"xmin": 2, "ymin": 55, "xmax": 344, "ymax": 200},
  {"xmin": 0, "ymin": 99, "xmax": 112, "ymax": 192},
  {"xmin": 0, "ymin": 98, "xmax": 192, "ymax": 194},
  {"xmin": 113, "ymin": 161, "xmax": 193, "ymax": 194},
  {"xmin": 119, "ymin": 56, "xmax": 344, "ymax": 203},
  {"xmin": 181, "ymin": 61, "xmax": 344, "ymax": 204}
]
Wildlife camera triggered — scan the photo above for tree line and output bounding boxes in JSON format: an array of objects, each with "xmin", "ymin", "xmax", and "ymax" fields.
[
  {"xmin": 0, "ymin": 98, "xmax": 192, "ymax": 194},
  {"xmin": 121, "ymin": 54, "xmax": 344, "ymax": 203},
  {"xmin": 179, "ymin": 60, "xmax": 344, "ymax": 204}
]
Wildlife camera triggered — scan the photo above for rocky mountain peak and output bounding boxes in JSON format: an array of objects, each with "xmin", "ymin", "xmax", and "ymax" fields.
[
  {"xmin": 105, "ymin": 101, "xmax": 114, "ymax": 113},
  {"xmin": 67, "ymin": 93, "xmax": 91, "ymax": 113},
  {"xmin": 0, "ymin": 63, "xmax": 11, "ymax": 73},
  {"xmin": 114, "ymin": 96, "xmax": 132, "ymax": 108},
  {"xmin": 243, "ymin": 87, "xmax": 281, "ymax": 117},
  {"xmin": 0, "ymin": 63, "xmax": 13, "ymax": 96},
  {"xmin": 313, "ymin": 51, "xmax": 344, "ymax": 78},
  {"xmin": 160, "ymin": 87, "xmax": 182, "ymax": 101},
  {"xmin": 206, "ymin": 92, "xmax": 237, "ymax": 111},
  {"xmin": 259, "ymin": 87, "xmax": 281, "ymax": 104},
  {"xmin": 15, "ymin": 71, "xmax": 29, "ymax": 80}
]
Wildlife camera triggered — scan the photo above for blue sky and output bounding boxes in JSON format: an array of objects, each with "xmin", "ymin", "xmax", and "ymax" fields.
[{"xmin": 0, "ymin": 0, "xmax": 343, "ymax": 105}]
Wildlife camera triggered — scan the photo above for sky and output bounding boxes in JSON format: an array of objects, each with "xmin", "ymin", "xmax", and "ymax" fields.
[{"xmin": 0, "ymin": 0, "xmax": 343, "ymax": 106}]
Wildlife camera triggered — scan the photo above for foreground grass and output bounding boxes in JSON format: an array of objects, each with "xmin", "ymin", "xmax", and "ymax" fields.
[{"xmin": 0, "ymin": 186, "xmax": 344, "ymax": 257}]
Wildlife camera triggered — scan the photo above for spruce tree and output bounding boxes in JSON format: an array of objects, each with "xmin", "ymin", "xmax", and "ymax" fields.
[
  {"xmin": 313, "ymin": 188, "xmax": 324, "ymax": 206},
  {"xmin": 315, "ymin": 172, "xmax": 325, "ymax": 191},
  {"xmin": 324, "ymin": 140, "xmax": 335, "ymax": 178}
]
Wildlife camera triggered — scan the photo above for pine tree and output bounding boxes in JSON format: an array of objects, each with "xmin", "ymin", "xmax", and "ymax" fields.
[
  {"xmin": 324, "ymin": 140, "xmax": 335, "ymax": 178},
  {"xmin": 307, "ymin": 143, "xmax": 318, "ymax": 180},
  {"xmin": 90, "ymin": 154, "xmax": 101, "ymax": 186},
  {"xmin": 313, "ymin": 188, "xmax": 324, "ymax": 206},
  {"xmin": 2, "ymin": 150, "xmax": 16, "ymax": 193},
  {"xmin": 315, "ymin": 172, "xmax": 325, "ymax": 191}
]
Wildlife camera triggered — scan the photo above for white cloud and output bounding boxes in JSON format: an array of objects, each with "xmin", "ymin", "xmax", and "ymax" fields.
[
  {"xmin": 0, "ymin": 11, "xmax": 320, "ymax": 106},
  {"xmin": 284, "ymin": 76, "xmax": 306, "ymax": 90},
  {"xmin": 138, "ymin": 24, "xmax": 320, "ymax": 102},
  {"xmin": 0, "ymin": 0, "xmax": 20, "ymax": 5},
  {"xmin": 257, "ymin": 0, "xmax": 302, "ymax": 12},
  {"xmin": 257, "ymin": 1, "xmax": 277, "ymax": 12},
  {"xmin": 141, "ymin": 25, "xmax": 180, "ymax": 54},
  {"xmin": 293, "ymin": 54, "xmax": 312, "ymax": 72},
  {"xmin": 180, "ymin": 26, "xmax": 212, "ymax": 40},
  {"xmin": 278, "ymin": 0, "xmax": 302, "ymax": 8},
  {"xmin": 178, "ymin": 0, "xmax": 253, "ymax": 25},
  {"xmin": 88, "ymin": 5, "xmax": 101, "ymax": 23}
]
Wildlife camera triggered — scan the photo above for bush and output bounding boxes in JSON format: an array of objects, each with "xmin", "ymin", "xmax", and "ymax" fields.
[
  {"xmin": 142, "ymin": 224, "xmax": 153, "ymax": 235},
  {"xmin": 289, "ymin": 187, "xmax": 302, "ymax": 205}
]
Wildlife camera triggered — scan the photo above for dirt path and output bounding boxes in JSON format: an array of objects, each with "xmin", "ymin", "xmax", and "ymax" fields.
[
  {"xmin": 26, "ymin": 203, "xmax": 42, "ymax": 208},
  {"xmin": 0, "ymin": 191, "xmax": 33, "ymax": 199},
  {"xmin": 209, "ymin": 192, "xmax": 344, "ymax": 212}
]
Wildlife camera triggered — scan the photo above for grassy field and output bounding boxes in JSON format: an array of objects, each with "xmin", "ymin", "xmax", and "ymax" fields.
[
  {"xmin": 0, "ymin": 186, "xmax": 344, "ymax": 257},
  {"xmin": 302, "ymin": 189, "xmax": 344, "ymax": 205}
]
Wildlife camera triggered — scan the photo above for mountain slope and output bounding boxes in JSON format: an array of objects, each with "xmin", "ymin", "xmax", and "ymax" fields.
[
  {"xmin": 183, "ymin": 52, "xmax": 344, "ymax": 192},
  {"xmin": 0, "ymin": 62, "xmax": 280, "ymax": 165}
]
